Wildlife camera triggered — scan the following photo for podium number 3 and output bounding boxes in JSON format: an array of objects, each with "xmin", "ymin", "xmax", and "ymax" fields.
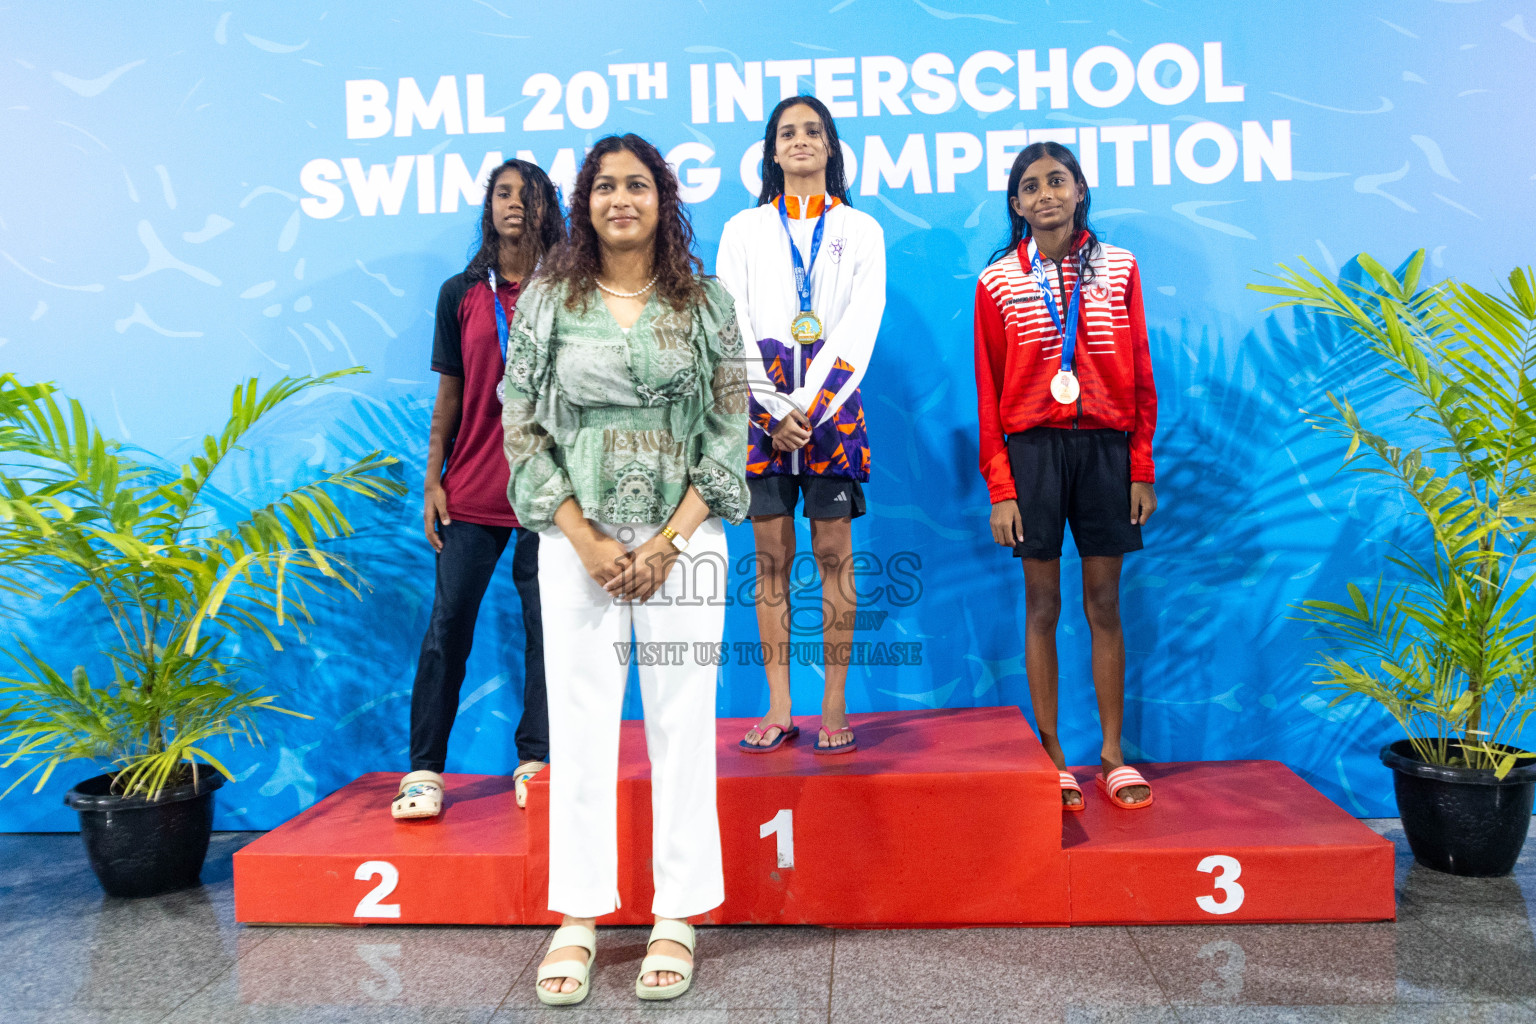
[
  {"xmin": 760, "ymin": 809, "xmax": 795, "ymax": 868},
  {"xmin": 1196, "ymin": 854, "xmax": 1244, "ymax": 915},
  {"xmin": 354, "ymin": 860, "xmax": 401, "ymax": 918}
]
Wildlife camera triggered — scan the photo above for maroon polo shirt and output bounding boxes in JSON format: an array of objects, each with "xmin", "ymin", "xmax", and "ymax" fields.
[{"xmin": 430, "ymin": 269, "xmax": 521, "ymax": 528}]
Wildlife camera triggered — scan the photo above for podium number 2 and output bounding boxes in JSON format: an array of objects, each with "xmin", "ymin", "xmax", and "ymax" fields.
[
  {"xmin": 760, "ymin": 809, "xmax": 795, "ymax": 868},
  {"xmin": 1196, "ymin": 855, "xmax": 1244, "ymax": 915},
  {"xmin": 354, "ymin": 860, "xmax": 401, "ymax": 918}
]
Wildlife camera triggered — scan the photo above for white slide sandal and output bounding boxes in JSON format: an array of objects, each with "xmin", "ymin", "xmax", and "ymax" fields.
[
  {"xmin": 536, "ymin": 924, "xmax": 597, "ymax": 1006},
  {"xmin": 390, "ymin": 770, "xmax": 444, "ymax": 820},
  {"xmin": 513, "ymin": 761, "xmax": 546, "ymax": 809},
  {"xmin": 635, "ymin": 919, "xmax": 695, "ymax": 1001}
]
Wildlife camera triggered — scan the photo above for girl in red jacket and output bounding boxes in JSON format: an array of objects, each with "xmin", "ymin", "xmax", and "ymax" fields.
[{"xmin": 973, "ymin": 141, "xmax": 1158, "ymax": 811}]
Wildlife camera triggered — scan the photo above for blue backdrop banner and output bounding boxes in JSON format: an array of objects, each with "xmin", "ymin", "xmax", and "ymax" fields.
[{"xmin": 3, "ymin": 1, "xmax": 1534, "ymax": 829}]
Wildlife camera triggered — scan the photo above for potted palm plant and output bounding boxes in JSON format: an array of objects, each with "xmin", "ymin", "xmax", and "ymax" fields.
[
  {"xmin": 1253, "ymin": 252, "xmax": 1536, "ymax": 876},
  {"xmin": 0, "ymin": 370, "xmax": 404, "ymax": 896}
]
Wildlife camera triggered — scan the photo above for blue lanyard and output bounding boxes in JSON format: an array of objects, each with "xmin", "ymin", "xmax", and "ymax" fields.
[
  {"xmin": 1027, "ymin": 242, "xmax": 1082, "ymax": 373},
  {"xmin": 488, "ymin": 269, "xmax": 510, "ymax": 361},
  {"xmin": 777, "ymin": 195, "xmax": 827, "ymax": 313}
]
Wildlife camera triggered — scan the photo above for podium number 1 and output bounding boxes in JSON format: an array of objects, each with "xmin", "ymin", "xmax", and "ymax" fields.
[
  {"xmin": 1196, "ymin": 855, "xmax": 1244, "ymax": 915},
  {"xmin": 354, "ymin": 860, "xmax": 402, "ymax": 918},
  {"xmin": 760, "ymin": 809, "xmax": 795, "ymax": 868}
]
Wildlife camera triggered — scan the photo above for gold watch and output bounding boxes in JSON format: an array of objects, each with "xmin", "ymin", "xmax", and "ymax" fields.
[{"xmin": 659, "ymin": 526, "xmax": 689, "ymax": 553}]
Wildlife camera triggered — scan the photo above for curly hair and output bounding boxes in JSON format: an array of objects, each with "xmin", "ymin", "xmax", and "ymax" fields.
[
  {"xmin": 465, "ymin": 159, "xmax": 565, "ymax": 280},
  {"xmin": 756, "ymin": 94, "xmax": 852, "ymax": 207},
  {"xmin": 543, "ymin": 134, "xmax": 705, "ymax": 313}
]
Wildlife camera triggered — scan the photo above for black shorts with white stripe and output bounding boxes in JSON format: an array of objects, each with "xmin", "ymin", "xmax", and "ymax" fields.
[{"xmin": 747, "ymin": 475, "xmax": 866, "ymax": 520}]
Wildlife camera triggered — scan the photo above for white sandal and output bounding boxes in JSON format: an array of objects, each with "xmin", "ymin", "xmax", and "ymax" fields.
[
  {"xmin": 536, "ymin": 923, "xmax": 596, "ymax": 1006},
  {"xmin": 390, "ymin": 770, "xmax": 444, "ymax": 820},
  {"xmin": 513, "ymin": 761, "xmax": 546, "ymax": 809},
  {"xmin": 635, "ymin": 919, "xmax": 695, "ymax": 1001}
]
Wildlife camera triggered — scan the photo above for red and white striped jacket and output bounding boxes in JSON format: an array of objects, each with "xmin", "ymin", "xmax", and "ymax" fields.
[{"xmin": 973, "ymin": 231, "xmax": 1157, "ymax": 503}]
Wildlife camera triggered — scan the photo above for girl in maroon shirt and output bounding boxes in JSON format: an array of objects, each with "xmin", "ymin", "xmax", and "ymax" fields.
[{"xmin": 392, "ymin": 159, "xmax": 566, "ymax": 821}]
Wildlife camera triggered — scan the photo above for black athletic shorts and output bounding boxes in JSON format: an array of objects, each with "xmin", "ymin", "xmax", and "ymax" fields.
[
  {"xmin": 748, "ymin": 474, "xmax": 866, "ymax": 520},
  {"xmin": 1007, "ymin": 427, "xmax": 1142, "ymax": 561}
]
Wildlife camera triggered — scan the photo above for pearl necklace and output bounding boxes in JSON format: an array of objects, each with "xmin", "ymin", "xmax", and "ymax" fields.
[{"xmin": 596, "ymin": 275, "xmax": 657, "ymax": 299}]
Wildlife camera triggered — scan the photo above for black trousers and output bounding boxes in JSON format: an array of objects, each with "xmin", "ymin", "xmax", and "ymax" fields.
[{"xmin": 408, "ymin": 521, "xmax": 548, "ymax": 772}]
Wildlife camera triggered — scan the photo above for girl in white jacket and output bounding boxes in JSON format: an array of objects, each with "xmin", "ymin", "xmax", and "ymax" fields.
[{"xmin": 716, "ymin": 95, "xmax": 886, "ymax": 755}]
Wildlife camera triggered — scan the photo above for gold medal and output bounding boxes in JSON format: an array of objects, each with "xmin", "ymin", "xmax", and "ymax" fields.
[
  {"xmin": 1050, "ymin": 370, "xmax": 1080, "ymax": 405},
  {"xmin": 790, "ymin": 310, "xmax": 823, "ymax": 345}
]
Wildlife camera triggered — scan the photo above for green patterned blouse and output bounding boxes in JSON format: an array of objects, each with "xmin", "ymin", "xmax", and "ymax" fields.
[{"xmin": 500, "ymin": 276, "xmax": 749, "ymax": 532}]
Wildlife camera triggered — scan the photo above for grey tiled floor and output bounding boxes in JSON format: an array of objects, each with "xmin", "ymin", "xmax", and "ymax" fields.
[{"xmin": 1, "ymin": 822, "xmax": 1533, "ymax": 1023}]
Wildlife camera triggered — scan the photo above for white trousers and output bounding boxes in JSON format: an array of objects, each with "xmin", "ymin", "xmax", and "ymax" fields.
[{"xmin": 540, "ymin": 518, "xmax": 727, "ymax": 919}]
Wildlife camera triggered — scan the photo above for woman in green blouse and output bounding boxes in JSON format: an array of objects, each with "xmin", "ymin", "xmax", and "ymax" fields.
[{"xmin": 501, "ymin": 134, "xmax": 747, "ymax": 1006}]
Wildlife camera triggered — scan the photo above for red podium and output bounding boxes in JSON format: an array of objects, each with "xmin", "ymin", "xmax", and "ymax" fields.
[{"xmin": 233, "ymin": 707, "xmax": 1394, "ymax": 927}]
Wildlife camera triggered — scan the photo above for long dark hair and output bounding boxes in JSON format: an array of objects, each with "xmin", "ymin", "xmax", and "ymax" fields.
[
  {"xmin": 543, "ymin": 134, "xmax": 706, "ymax": 313},
  {"xmin": 465, "ymin": 158, "xmax": 564, "ymax": 279},
  {"xmin": 756, "ymin": 94, "xmax": 852, "ymax": 207},
  {"xmin": 988, "ymin": 141, "xmax": 1099, "ymax": 281}
]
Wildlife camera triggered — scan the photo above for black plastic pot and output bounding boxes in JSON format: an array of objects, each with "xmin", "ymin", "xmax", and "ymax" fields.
[
  {"xmin": 1381, "ymin": 739, "xmax": 1536, "ymax": 877},
  {"xmin": 64, "ymin": 765, "xmax": 224, "ymax": 898}
]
